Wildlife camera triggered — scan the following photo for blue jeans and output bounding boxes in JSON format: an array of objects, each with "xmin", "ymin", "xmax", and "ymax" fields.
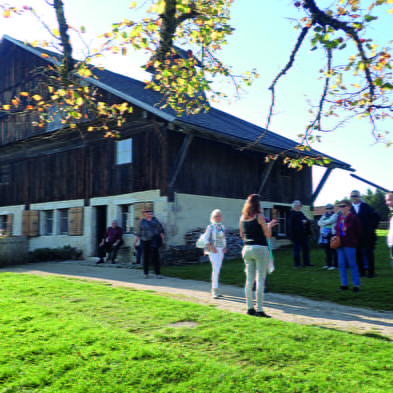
[
  {"xmin": 293, "ymin": 238, "xmax": 310, "ymax": 266},
  {"xmin": 337, "ymin": 247, "xmax": 360, "ymax": 287}
]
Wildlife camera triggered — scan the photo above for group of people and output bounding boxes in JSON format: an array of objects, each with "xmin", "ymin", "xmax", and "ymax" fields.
[
  {"xmin": 96, "ymin": 209, "xmax": 165, "ymax": 279},
  {"xmin": 96, "ymin": 189, "xmax": 391, "ymax": 316},
  {"xmin": 288, "ymin": 190, "xmax": 381, "ymax": 293},
  {"xmin": 202, "ymin": 194, "xmax": 277, "ymax": 318}
]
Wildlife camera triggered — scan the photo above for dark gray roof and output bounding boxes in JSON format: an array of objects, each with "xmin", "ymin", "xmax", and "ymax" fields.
[{"xmin": 1, "ymin": 34, "xmax": 352, "ymax": 170}]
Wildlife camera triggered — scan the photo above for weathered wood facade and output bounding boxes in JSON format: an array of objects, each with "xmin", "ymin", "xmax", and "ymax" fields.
[{"xmin": 0, "ymin": 35, "xmax": 351, "ymax": 256}]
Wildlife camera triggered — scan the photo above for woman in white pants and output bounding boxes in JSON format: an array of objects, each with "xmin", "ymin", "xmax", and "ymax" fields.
[
  {"xmin": 240, "ymin": 194, "xmax": 277, "ymax": 317},
  {"xmin": 204, "ymin": 209, "xmax": 227, "ymax": 299}
]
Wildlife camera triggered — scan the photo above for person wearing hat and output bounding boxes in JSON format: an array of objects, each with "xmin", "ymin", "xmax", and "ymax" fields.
[{"xmin": 318, "ymin": 203, "xmax": 338, "ymax": 270}]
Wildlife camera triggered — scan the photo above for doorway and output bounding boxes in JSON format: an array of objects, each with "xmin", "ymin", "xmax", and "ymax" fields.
[{"xmin": 95, "ymin": 206, "xmax": 107, "ymax": 254}]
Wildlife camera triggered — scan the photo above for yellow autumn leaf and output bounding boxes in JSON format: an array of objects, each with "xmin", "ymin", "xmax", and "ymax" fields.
[
  {"xmin": 32, "ymin": 95, "xmax": 42, "ymax": 101},
  {"xmin": 20, "ymin": 92, "xmax": 29, "ymax": 97},
  {"xmin": 52, "ymin": 28, "xmax": 60, "ymax": 37},
  {"xmin": 41, "ymin": 53, "xmax": 49, "ymax": 58},
  {"xmin": 3, "ymin": 9, "xmax": 11, "ymax": 18},
  {"xmin": 2, "ymin": 104, "xmax": 11, "ymax": 110},
  {"xmin": 388, "ymin": 6, "xmax": 393, "ymax": 13},
  {"xmin": 88, "ymin": 127, "xmax": 94, "ymax": 131},
  {"xmin": 70, "ymin": 124, "xmax": 76, "ymax": 129},
  {"xmin": 129, "ymin": 1, "xmax": 137, "ymax": 8}
]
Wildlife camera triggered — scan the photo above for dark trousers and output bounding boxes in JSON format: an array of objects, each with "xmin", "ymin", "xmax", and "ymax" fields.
[
  {"xmin": 141, "ymin": 240, "xmax": 160, "ymax": 275},
  {"xmin": 325, "ymin": 235, "xmax": 338, "ymax": 268},
  {"xmin": 356, "ymin": 244, "xmax": 375, "ymax": 276},
  {"xmin": 98, "ymin": 240, "xmax": 123, "ymax": 262},
  {"xmin": 293, "ymin": 238, "xmax": 310, "ymax": 266},
  {"xmin": 135, "ymin": 245, "xmax": 143, "ymax": 264}
]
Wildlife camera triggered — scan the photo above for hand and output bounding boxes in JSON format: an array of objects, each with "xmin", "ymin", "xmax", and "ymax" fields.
[
  {"xmin": 223, "ymin": 247, "xmax": 227, "ymax": 253},
  {"xmin": 302, "ymin": 220, "xmax": 308, "ymax": 224},
  {"xmin": 268, "ymin": 219, "xmax": 278, "ymax": 227}
]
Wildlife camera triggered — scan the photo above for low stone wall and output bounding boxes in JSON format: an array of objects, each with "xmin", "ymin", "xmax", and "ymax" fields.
[
  {"xmin": 0, "ymin": 237, "xmax": 29, "ymax": 267},
  {"xmin": 164, "ymin": 228, "xmax": 242, "ymax": 265}
]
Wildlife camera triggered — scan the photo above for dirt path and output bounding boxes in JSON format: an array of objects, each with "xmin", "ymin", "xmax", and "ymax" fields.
[{"xmin": 3, "ymin": 260, "xmax": 393, "ymax": 339}]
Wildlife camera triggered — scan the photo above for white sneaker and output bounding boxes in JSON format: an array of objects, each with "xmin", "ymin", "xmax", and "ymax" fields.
[
  {"xmin": 322, "ymin": 266, "xmax": 329, "ymax": 269},
  {"xmin": 328, "ymin": 267, "xmax": 336, "ymax": 270},
  {"xmin": 212, "ymin": 288, "xmax": 219, "ymax": 299}
]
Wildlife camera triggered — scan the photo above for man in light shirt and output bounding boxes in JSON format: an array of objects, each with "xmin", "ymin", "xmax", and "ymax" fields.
[{"xmin": 385, "ymin": 193, "xmax": 393, "ymax": 268}]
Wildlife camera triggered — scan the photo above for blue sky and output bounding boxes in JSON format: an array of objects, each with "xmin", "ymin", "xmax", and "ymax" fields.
[{"xmin": 1, "ymin": 0, "xmax": 392, "ymax": 205}]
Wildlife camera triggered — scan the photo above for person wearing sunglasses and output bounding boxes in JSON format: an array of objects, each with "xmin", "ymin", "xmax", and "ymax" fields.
[
  {"xmin": 350, "ymin": 190, "xmax": 380, "ymax": 278},
  {"xmin": 334, "ymin": 200, "xmax": 362, "ymax": 292},
  {"xmin": 134, "ymin": 209, "xmax": 165, "ymax": 279},
  {"xmin": 318, "ymin": 203, "xmax": 338, "ymax": 270}
]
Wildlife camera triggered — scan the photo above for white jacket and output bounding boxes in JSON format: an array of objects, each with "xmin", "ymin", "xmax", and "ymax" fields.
[
  {"xmin": 318, "ymin": 213, "xmax": 338, "ymax": 235},
  {"xmin": 388, "ymin": 216, "xmax": 393, "ymax": 248}
]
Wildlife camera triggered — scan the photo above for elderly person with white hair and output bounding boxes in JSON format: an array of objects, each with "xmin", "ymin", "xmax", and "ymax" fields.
[
  {"xmin": 318, "ymin": 203, "xmax": 338, "ymax": 270},
  {"xmin": 288, "ymin": 200, "xmax": 314, "ymax": 267},
  {"xmin": 204, "ymin": 209, "xmax": 227, "ymax": 299},
  {"xmin": 97, "ymin": 219, "xmax": 123, "ymax": 264}
]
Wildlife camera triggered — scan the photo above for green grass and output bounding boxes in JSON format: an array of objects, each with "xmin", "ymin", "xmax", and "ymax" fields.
[
  {"xmin": 1, "ymin": 273, "xmax": 393, "ymax": 392},
  {"xmin": 162, "ymin": 230, "xmax": 393, "ymax": 311}
]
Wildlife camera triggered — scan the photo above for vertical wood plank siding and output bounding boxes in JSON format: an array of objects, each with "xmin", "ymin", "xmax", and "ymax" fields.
[{"xmin": 167, "ymin": 131, "xmax": 312, "ymax": 205}]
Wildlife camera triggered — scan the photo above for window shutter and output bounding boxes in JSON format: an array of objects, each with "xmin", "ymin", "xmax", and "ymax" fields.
[
  {"xmin": 69, "ymin": 207, "xmax": 83, "ymax": 236},
  {"xmin": 6, "ymin": 214, "xmax": 13, "ymax": 236},
  {"xmin": 29, "ymin": 211, "xmax": 39, "ymax": 237},
  {"xmin": 134, "ymin": 204, "xmax": 144, "ymax": 232},
  {"xmin": 22, "ymin": 211, "xmax": 39, "ymax": 237},
  {"xmin": 22, "ymin": 211, "xmax": 30, "ymax": 236}
]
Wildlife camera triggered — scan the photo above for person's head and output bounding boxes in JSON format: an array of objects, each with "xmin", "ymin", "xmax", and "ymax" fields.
[
  {"xmin": 143, "ymin": 208, "xmax": 153, "ymax": 219},
  {"xmin": 242, "ymin": 194, "xmax": 262, "ymax": 218},
  {"xmin": 111, "ymin": 219, "xmax": 118, "ymax": 228},
  {"xmin": 338, "ymin": 199, "xmax": 351, "ymax": 215},
  {"xmin": 292, "ymin": 200, "xmax": 302, "ymax": 211},
  {"xmin": 325, "ymin": 203, "xmax": 334, "ymax": 213},
  {"xmin": 210, "ymin": 209, "xmax": 223, "ymax": 224},
  {"xmin": 385, "ymin": 192, "xmax": 393, "ymax": 210},
  {"xmin": 350, "ymin": 190, "xmax": 361, "ymax": 203}
]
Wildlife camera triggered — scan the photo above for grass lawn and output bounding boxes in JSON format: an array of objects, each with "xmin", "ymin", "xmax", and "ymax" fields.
[
  {"xmin": 162, "ymin": 230, "xmax": 393, "ymax": 311},
  {"xmin": 1, "ymin": 273, "xmax": 393, "ymax": 392}
]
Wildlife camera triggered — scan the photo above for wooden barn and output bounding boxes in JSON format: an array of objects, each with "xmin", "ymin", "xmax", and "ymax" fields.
[{"xmin": 0, "ymin": 35, "xmax": 353, "ymax": 258}]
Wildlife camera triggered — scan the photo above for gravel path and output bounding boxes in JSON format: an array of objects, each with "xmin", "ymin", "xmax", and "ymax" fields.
[{"xmin": 3, "ymin": 260, "xmax": 393, "ymax": 339}]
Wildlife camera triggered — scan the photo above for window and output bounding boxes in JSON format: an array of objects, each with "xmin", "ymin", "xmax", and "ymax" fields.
[
  {"xmin": 0, "ymin": 165, "xmax": 10, "ymax": 185},
  {"xmin": 120, "ymin": 202, "xmax": 153, "ymax": 233},
  {"xmin": 59, "ymin": 209, "xmax": 69, "ymax": 234},
  {"xmin": 116, "ymin": 138, "xmax": 132, "ymax": 165},
  {"xmin": 263, "ymin": 208, "xmax": 271, "ymax": 221},
  {"xmin": 0, "ymin": 216, "xmax": 6, "ymax": 231},
  {"xmin": 45, "ymin": 210, "xmax": 54, "ymax": 235},
  {"xmin": 277, "ymin": 209, "xmax": 287, "ymax": 236}
]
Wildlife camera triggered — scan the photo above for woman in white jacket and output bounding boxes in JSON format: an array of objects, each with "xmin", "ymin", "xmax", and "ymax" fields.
[
  {"xmin": 318, "ymin": 204, "xmax": 338, "ymax": 270},
  {"xmin": 204, "ymin": 209, "xmax": 227, "ymax": 299}
]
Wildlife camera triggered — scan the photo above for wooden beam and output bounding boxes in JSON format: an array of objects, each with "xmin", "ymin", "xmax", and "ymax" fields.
[
  {"xmin": 258, "ymin": 161, "xmax": 275, "ymax": 195},
  {"xmin": 311, "ymin": 167, "xmax": 333, "ymax": 205},
  {"xmin": 168, "ymin": 134, "xmax": 194, "ymax": 189}
]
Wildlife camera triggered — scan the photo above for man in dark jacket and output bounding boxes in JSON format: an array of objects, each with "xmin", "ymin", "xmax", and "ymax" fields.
[
  {"xmin": 288, "ymin": 200, "xmax": 314, "ymax": 267},
  {"xmin": 350, "ymin": 190, "xmax": 380, "ymax": 278}
]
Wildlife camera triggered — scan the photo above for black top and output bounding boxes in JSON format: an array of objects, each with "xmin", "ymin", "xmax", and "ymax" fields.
[{"xmin": 240, "ymin": 217, "xmax": 267, "ymax": 246}]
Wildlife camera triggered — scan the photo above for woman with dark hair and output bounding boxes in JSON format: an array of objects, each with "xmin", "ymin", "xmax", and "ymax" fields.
[
  {"xmin": 334, "ymin": 199, "xmax": 362, "ymax": 292},
  {"xmin": 240, "ymin": 194, "xmax": 277, "ymax": 318}
]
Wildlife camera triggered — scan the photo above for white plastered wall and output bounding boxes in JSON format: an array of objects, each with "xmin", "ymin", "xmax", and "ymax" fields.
[
  {"xmin": 0, "ymin": 204, "xmax": 26, "ymax": 236},
  {"xmin": 29, "ymin": 199, "xmax": 87, "ymax": 254}
]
